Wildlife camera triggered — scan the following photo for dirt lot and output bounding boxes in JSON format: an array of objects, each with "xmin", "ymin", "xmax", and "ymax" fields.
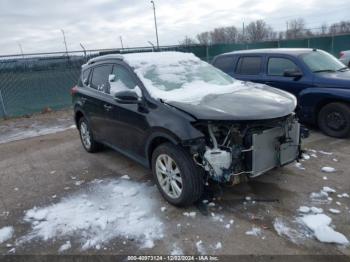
[{"xmin": 0, "ymin": 109, "xmax": 349, "ymax": 257}]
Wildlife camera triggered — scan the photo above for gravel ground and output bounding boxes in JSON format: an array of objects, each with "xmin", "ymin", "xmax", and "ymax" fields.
[{"xmin": 0, "ymin": 110, "xmax": 349, "ymax": 257}]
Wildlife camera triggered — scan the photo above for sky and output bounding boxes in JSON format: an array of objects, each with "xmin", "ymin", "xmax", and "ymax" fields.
[{"xmin": 0, "ymin": 0, "xmax": 349, "ymax": 55}]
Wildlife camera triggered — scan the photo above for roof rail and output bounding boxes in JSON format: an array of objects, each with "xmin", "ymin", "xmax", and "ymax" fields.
[{"xmin": 87, "ymin": 54, "xmax": 124, "ymax": 65}]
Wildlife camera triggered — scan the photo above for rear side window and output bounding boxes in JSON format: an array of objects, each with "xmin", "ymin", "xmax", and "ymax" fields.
[
  {"xmin": 90, "ymin": 64, "xmax": 113, "ymax": 91},
  {"xmin": 79, "ymin": 68, "xmax": 91, "ymax": 86},
  {"xmin": 268, "ymin": 58, "xmax": 299, "ymax": 76},
  {"xmin": 235, "ymin": 56, "xmax": 262, "ymax": 75},
  {"xmin": 213, "ymin": 56, "xmax": 235, "ymax": 73}
]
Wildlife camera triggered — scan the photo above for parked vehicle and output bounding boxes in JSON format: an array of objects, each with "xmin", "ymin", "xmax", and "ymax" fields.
[
  {"xmin": 72, "ymin": 52, "xmax": 303, "ymax": 206},
  {"xmin": 340, "ymin": 50, "xmax": 350, "ymax": 67},
  {"xmin": 212, "ymin": 48, "xmax": 350, "ymax": 138}
]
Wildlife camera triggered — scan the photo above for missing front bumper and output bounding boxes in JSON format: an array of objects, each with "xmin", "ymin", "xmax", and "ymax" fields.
[{"xmin": 250, "ymin": 121, "xmax": 300, "ymax": 177}]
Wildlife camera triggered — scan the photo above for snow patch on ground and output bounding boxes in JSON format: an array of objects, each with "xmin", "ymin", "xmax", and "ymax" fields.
[
  {"xmin": 329, "ymin": 208, "xmax": 341, "ymax": 214},
  {"xmin": 170, "ymin": 244, "xmax": 184, "ymax": 255},
  {"xmin": 0, "ymin": 226, "xmax": 14, "ymax": 244},
  {"xmin": 318, "ymin": 150, "xmax": 333, "ymax": 155},
  {"xmin": 321, "ymin": 167, "xmax": 336, "ymax": 173},
  {"xmin": 295, "ymin": 162, "xmax": 305, "ymax": 170},
  {"xmin": 0, "ymin": 123, "xmax": 75, "ymax": 144},
  {"xmin": 195, "ymin": 240, "xmax": 206, "ymax": 255},
  {"xmin": 273, "ymin": 218, "xmax": 305, "ymax": 244},
  {"xmin": 300, "ymin": 214, "xmax": 348, "ymax": 245},
  {"xmin": 18, "ymin": 179, "xmax": 163, "ymax": 250},
  {"xmin": 245, "ymin": 227, "xmax": 262, "ymax": 236},
  {"xmin": 322, "ymin": 187, "xmax": 336, "ymax": 193}
]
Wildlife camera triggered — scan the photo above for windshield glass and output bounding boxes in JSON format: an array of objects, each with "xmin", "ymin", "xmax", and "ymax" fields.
[
  {"xmin": 302, "ymin": 50, "xmax": 345, "ymax": 72},
  {"xmin": 143, "ymin": 59, "xmax": 234, "ymax": 91},
  {"xmin": 124, "ymin": 52, "xmax": 247, "ymax": 103}
]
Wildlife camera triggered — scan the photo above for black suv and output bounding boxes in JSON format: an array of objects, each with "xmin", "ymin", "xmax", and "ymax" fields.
[{"xmin": 72, "ymin": 52, "xmax": 302, "ymax": 206}]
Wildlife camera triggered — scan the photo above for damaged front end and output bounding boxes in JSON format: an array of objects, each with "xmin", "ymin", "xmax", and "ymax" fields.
[{"xmin": 190, "ymin": 114, "xmax": 303, "ymax": 184}]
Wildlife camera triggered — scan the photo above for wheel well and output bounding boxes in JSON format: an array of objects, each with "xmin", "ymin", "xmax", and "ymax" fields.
[
  {"xmin": 147, "ymin": 137, "xmax": 174, "ymax": 167},
  {"xmin": 315, "ymin": 99, "xmax": 350, "ymax": 124},
  {"xmin": 74, "ymin": 111, "xmax": 84, "ymax": 128}
]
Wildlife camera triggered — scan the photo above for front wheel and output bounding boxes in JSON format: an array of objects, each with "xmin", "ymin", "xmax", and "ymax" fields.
[
  {"xmin": 318, "ymin": 102, "xmax": 350, "ymax": 138},
  {"xmin": 152, "ymin": 143, "xmax": 203, "ymax": 207}
]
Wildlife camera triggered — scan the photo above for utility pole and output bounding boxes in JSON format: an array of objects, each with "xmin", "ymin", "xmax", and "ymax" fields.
[
  {"xmin": 120, "ymin": 36, "xmax": 124, "ymax": 49},
  {"xmin": 61, "ymin": 29, "xmax": 69, "ymax": 57},
  {"xmin": 17, "ymin": 42, "xmax": 24, "ymax": 59},
  {"xmin": 150, "ymin": 1, "xmax": 159, "ymax": 49},
  {"xmin": 148, "ymin": 41, "xmax": 155, "ymax": 51},
  {"xmin": 80, "ymin": 43, "xmax": 87, "ymax": 62},
  {"xmin": 242, "ymin": 22, "xmax": 245, "ymax": 41}
]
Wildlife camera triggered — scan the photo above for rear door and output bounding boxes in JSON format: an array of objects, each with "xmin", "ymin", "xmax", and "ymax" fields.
[
  {"xmin": 87, "ymin": 64, "xmax": 113, "ymax": 140},
  {"xmin": 232, "ymin": 55, "xmax": 266, "ymax": 83},
  {"xmin": 264, "ymin": 56, "xmax": 312, "ymax": 97}
]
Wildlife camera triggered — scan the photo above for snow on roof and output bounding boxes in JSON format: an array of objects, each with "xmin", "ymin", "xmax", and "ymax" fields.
[{"xmin": 123, "ymin": 51, "xmax": 248, "ymax": 103}]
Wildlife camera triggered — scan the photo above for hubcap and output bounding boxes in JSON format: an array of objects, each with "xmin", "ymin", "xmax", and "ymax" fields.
[
  {"xmin": 80, "ymin": 121, "xmax": 91, "ymax": 149},
  {"xmin": 155, "ymin": 154, "xmax": 183, "ymax": 199},
  {"xmin": 326, "ymin": 111, "xmax": 346, "ymax": 131}
]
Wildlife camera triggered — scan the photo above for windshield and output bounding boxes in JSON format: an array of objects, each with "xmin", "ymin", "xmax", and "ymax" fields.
[
  {"xmin": 302, "ymin": 50, "xmax": 346, "ymax": 73},
  {"xmin": 143, "ymin": 59, "xmax": 234, "ymax": 91}
]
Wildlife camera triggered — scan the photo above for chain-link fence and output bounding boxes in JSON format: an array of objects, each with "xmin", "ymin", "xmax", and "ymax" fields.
[{"xmin": 0, "ymin": 34, "xmax": 349, "ymax": 119}]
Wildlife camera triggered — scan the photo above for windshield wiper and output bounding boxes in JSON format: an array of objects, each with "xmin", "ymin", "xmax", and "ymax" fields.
[
  {"xmin": 337, "ymin": 67, "xmax": 350, "ymax": 72},
  {"xmin": 313, "ymin": 69, "xmax": 337, "ymax": 73}
]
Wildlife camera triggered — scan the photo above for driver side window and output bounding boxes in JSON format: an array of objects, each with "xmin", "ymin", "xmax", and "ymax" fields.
[
  {"xmin": 109, "ymin": 65, "xmax": 138, "ymax": 96},
  {"xmin": 268, "ymin": 58, "xmax": 300, "ymax": 76}
]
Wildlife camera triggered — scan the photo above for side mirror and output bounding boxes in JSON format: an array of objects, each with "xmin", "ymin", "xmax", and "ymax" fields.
[
  {"xmin": 114, "ymin": 90, "xmax": 141, "ymax": 104},
  {"xmin": 108, "ymin": 74, "xmax": 116, "ymax": 82},
  {"xmin": 83, "ymin": 78, "xmax": 89, "ymax": 86},
  {"xmin": 283, "ymin": 69, "xmax": 303, "ymax": 79}
]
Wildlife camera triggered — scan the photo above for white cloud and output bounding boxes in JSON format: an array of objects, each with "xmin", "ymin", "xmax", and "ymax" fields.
[{"xmin": 0, "ymin": 0, "xmax": 349, "ymax": 55}]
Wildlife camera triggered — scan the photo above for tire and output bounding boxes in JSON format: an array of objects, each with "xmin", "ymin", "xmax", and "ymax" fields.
[
  {"xmin": 318, "ymin": 102, "xmax": 350, "ymax": 138},
  {"xmin": 151, "ymin": 142, "xmax": 203, "ymax": 207},
  {"xmin": 78, "ymin": 117, "xmax": 102, "ymax": 153}
]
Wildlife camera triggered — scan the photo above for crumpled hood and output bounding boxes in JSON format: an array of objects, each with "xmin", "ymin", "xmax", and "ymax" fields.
[{"xmin": 165, "ymin": 84, "xmax": 297, "ymax": 121}]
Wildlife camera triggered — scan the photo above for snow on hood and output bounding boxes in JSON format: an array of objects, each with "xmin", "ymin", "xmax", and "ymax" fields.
[{"xmin": 124, "ymin": 52, "xmax": 297, "ymax": 119}]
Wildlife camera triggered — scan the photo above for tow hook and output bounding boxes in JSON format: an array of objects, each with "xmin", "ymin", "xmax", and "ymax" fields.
[{"xmin": 300, "ymin": 125, "xmax": 310, "ymax": 139}]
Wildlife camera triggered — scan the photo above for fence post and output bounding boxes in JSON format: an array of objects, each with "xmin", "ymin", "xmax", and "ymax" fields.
[
  {"xmin": 0, "ymin": 89, "xmax": 7, "ymax": 119},
  {"xmin": 206, "ymin": 45, "xmax": 209, "ymax": 62}
]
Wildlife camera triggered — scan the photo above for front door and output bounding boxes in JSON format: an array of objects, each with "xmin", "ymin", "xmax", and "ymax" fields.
[
  {"xmin": 102, "ymin": 63, "xmax": 150, "ymax": 161},
  {"xmin": 264, "ymin": 56, "xmax": 313, "ymax": 97}
]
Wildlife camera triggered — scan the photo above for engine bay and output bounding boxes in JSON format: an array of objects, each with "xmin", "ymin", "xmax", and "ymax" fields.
[{"xmin": 192, "ymin": 114, "xmax": 301, "ymax": 183}]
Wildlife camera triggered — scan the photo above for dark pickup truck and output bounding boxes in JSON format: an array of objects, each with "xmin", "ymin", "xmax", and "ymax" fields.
[{"xmin": 213, "ymin": 48, "xmax": 350, "ymax": 138}]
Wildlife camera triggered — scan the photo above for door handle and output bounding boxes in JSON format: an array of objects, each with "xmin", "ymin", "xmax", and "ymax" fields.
[
  {"xmin": 104, "ymin": 104, "xmax": 113, "ymax": 111},
  {"xmin": 81, "ymin": 97, "xmax": 87, "ymax": 103}
]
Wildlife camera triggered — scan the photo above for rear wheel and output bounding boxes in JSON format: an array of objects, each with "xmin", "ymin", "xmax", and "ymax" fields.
[
  {"xmin": 78, "ymin": 117, "xmax": 102, "ymax": 152},
  {"xmin": 152, "ymin": 142, "xmax": 203, "ymax": 207},
  {"xmin": 318, "ymin": 102, "xmax": 350, "ymax": 138}
]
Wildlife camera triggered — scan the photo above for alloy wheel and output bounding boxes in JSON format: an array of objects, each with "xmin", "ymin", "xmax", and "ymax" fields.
[
  {"xmin": 155, "ymin": 154, "xmax": 183, "ymax": 199},
  {"xmin": 80, "ymin": 121, "xmax": 91, "ymax": 150}
]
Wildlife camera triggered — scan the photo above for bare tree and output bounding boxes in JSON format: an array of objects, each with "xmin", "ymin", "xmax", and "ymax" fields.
[
  {"xmin": 179, "ymin": 36, "xmax": 197, "ymax": 46},
  {"xmin": 286, "ymin": 18, "xmax": 306, "ymax": 39},
  {"xmin": 329, "ymin": 21, "xmax": 350, "ymax": 35},
  {"xmin": 197, "ymin": 32, "xmax": 211, "ymax": 45},
  {"xmin": 321, "ymin": 23, "xmax": 328, "ymax": 35},
  {"xmin": 210, "ymin": 28, "xmax": 227, "ymax": 44},
  {"xmin": 245, "ymin": 20, "xmax": 274, "ymax": 42}
]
